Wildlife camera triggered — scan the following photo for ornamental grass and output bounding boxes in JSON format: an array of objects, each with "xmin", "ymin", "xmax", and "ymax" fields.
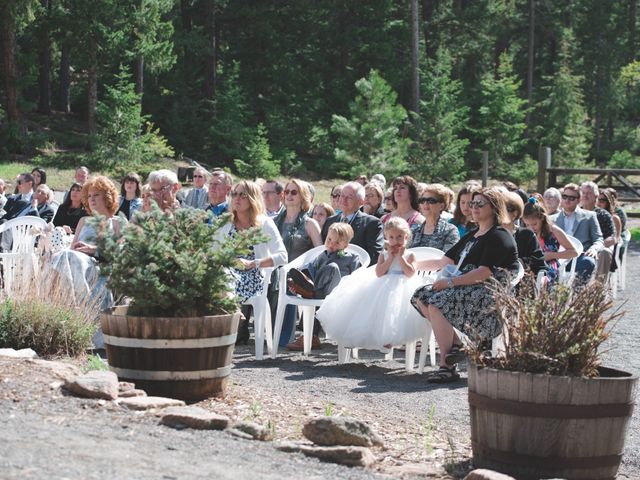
[{"xmin": 468, "ymin": 275, "xmax": 623, "ymax": 377}]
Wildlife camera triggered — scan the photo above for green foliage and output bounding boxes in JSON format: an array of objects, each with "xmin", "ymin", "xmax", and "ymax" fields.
[
  {"xmin": 630, "ymin": 227, "xmax": 640, "ymax": 244},
  {"xmin": 234, "ymin": 123, "xmax": 280, "ymax": 179},
  {"xmin": 470, "ymin": 277, "xmax": 620, "ymax": 377},
  {"xmin": 331, "ymin": 70, "xmax": 410, "ymax": 179},
  {"xmin": 409, "ymin": 50, "xmax": 469, "ymax": 182},
  {"xmin": 476, "ymin": 53, "xmax": 528, "ymax": 177},
  {"xmin": 0, "ymin": 298, "xmax": 95, "ymax": 357},
  {"xmin": 608, "ymin": 150, "xmax": 640, "ymax": 169},
  {"xmin": 84, "ymin": 354, "xmax": 109, "ymax": 372},
  {"xmin": 93, "ymin": 206, "xmax": 264, "ymax": 317},
  {"xmin": 91, "ymin": 68, "xmax": 173, "ymax": 173},
  {"xmin": 537, "ymin": 31, "xmax": 591, "ymax": 168}
]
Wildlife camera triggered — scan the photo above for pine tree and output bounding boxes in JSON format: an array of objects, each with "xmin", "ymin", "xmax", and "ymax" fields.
[
  {"xmin": 330, "ymin": 70, "xmax": 410, "ymax": 179},
  {"xmin": 409, "ymin": 49, "xmax": 469, "ymax": 182},
  {"xmin": 234, "ymin": 123, "xmax": 280, "ymax": 179},
  {"xmin": 476, "ymin": 52, "xmax": 528, "ymax": 179}
]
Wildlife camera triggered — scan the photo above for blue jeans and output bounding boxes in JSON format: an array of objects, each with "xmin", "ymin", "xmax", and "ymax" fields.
[{"xmin": 569, "ymin": 254, "xmax": 596, "ymax": 284}]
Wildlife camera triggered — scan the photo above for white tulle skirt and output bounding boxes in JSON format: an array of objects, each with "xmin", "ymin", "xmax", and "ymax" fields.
[{"xmin": 316, "ymin": 265, "xmax": 426, "ymax": 349}]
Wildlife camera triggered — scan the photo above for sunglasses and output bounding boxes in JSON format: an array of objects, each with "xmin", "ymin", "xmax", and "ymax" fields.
[
  {"xmin": 561, "ymin": 194, "xmax": 579, "ymax": 201},
  {"xmin": 597, "ymin": 197, "xmax": 607, "ymax": 202},
  {"xmin": 506, "ymin": 206, "xmax": 518, "ymax": 213},
  {"xmin": 193, "ymin": 174, "xmax": 205, "ymax": 178},
  {"xmin": 151, "ymin": 184, "xmax": 173, "ymax": 196},
  {"xmin": 418, "ymin": 197, "xmax": 441, "ymax": 205},
  {"xmin": 330, "ymin": 193, "xmax": 340, "ymax": 199},
  {"xmin": 231, "ymin": 191, "xmax": 248, "ymax": 199},
  {"xmin": 469, "ymin": 200, "xmax": 488, "ymax": 208},
  {"xmin": 284, "ymin": 189, "xmax": 298, "ymax": 196}
]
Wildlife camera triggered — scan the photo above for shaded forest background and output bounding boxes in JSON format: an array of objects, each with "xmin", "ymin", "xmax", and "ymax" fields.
[{"xmin": 1, "ymin": 0, "xmax": 640, "ymax": 184}]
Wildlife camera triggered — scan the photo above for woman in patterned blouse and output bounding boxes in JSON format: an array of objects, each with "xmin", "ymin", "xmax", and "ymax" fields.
[{"xmin": 409, "ymin": 184, "xmax": 460, "ymax": 252}]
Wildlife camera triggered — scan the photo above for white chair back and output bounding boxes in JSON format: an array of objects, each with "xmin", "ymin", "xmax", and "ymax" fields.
[
  {"xmin": 242, "ymin": 267, "xmax": 274, "ymax": 360},
  {"xmin": 0, "ymin": 217, "xmax": 48, "ymax": 253},
  {"xmin": 557, "ymin": 234, "xmax": 583, "ymax": 285},
  {"xmin": 0, "ymin": 217, "xmax": 47, "ymax": 295}
]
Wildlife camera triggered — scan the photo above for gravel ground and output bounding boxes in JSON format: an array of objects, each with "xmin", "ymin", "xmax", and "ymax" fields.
[{"xmin": 1, "ymin": 237, "xmax": 638, "ymax": 479}]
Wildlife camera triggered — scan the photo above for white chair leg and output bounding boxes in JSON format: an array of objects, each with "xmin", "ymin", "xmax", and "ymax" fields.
[
  {"xmin": 337, "ymin": 345, "xmax": 350, "ymax": 363},
  {"xmin": 405, "ymin": 341, "xmax": 416, "ymax": 372},
  {"xmin": 264, "ymin": 302, "xmax": 273, "ymax": 357},
  {"xmin": 429, "ymin": 333, "xmax": 436, "ymax": 367},
  {"xmin": 351, "ymin": 348, "xmax": 359, "ymax": 359},
  {"xmin": 302, "ymin": 306, "xmax": 315, "ymax": 355},
  {"xmin": 384, "ymin": 348, "xmax": 394, "ymax": 361},
  {"xmin": 253, "ymin": 301, "xmax": 265, "ymax": 360}
]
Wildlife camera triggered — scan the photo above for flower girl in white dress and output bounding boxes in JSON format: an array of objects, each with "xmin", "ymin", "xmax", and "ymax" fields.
[{"xmin": 317, "ymin": 217, "xmax": 425, "ymax": 349}]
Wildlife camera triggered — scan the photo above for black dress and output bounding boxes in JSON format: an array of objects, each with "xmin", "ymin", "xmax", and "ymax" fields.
[
  {"xmin": 513, "ymin": 226, "xmax": 548, "ymax": 276},
  {"xmin": 52, "ymin": 205, "xmax": 87, "ymax": 232},
  {"xmin": 411, "ymin": 225, "xmax": 518, "ymax": 340}
]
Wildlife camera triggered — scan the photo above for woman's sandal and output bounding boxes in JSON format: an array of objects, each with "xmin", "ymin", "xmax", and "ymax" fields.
[
  {"xmin": 426, "ymin": 366, "xmax": 460, "ymax": 384},
  {"xmin": 444, "ymin": 344, "xmax": 466, "ymax": 366}
]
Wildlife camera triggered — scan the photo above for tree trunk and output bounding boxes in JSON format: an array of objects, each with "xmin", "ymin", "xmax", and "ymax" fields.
[
  {"xmin": 133, "ymin": 55, "xmax": 144, "ymax": 98},
  {"xmin": 0, "ymin": 4, "xmax": 21, "ymax": 123},
  {"xmin": 203, "ymin": 1, "xmax": 217, "ymax": 98},
  {"xmin": 58, "ymin": 45, "xmax": 71, "ymax": 113},
  {"xmin": 525, "ymin": 0, "xmax": 535, "ymax": 129},
  {"xmin": 181, "ymin": 0, "xmax": 192, "ymax": 32},
  {"xmin": 422, "ymin": 0, "xmax": 437, "ymax": 60},
  {"xmin": 37, "ymin": 0, "xmax": 52, "ymax": 114},
  {"xmin": 87, "ymin": 38, "xmax": 98, "ymax": 136},
  {"xmin": 629, "ymin": 0, "xmax": 637, "ymax": 62},
  {"xmin": 410, "ymin": 0, "xmax": 420, "ymax": 115}
]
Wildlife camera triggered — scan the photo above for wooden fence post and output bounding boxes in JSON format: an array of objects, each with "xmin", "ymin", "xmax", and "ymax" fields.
[
  {"xmin": 537, "ymin": 146, "xmax": 551, "ymax": 192},
  {"xmin": 482, "ymin": 151, "xmax": 489, "ymax": 187}
]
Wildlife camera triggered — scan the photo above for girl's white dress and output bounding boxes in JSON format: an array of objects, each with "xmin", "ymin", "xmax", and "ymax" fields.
[{"xmin": 316, "ymin": 252, "xmax": 425, "ymax": 349}]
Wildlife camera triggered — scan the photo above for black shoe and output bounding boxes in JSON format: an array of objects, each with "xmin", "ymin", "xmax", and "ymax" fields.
[{"xmin": 444, "ymin": 344, "xmax": 466, "ymax": 366}]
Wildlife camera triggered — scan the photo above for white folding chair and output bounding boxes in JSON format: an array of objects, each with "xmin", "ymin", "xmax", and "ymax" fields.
[
  {"xmin": 272, "ymin": 244, "xmax": 370, "ymax": 358},
  {"xmin": 618, "ymin": 230, "xmax": 631, "ymax": 292},
  {"xmin": 491, "ymin": 260, "xmax": 525, "ymax": 357},
  {"xmin": 242, "ymin": 267, "xmax": 274, "ymax": 360},
  {"xmin": 557, "ymin": 234, "xmax": 583, "ymax": 285},
  {"xmin": 0, "ymin": 217, "xmax": 48, "ymax": 295}
]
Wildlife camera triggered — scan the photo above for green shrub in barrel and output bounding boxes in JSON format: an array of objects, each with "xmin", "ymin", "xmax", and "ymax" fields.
[
  {"xmin": 93, "ymin": 206, "xmax": 264, "ymax": 401},
  {"xmin": 466, "ymin": 277, "xmax": 636, "ymax": 480}
]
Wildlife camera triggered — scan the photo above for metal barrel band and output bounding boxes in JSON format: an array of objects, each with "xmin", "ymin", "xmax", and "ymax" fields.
[
  {"xmin": 473, "ymin": 441, "xmax": 621, "ymax": 471},
  {"xmin": 109, "ymin": 365, "xmax": 232, "ymax": 381},
  {"xmin": 103, "ymin": 333, "xmax": 237, "ymax": 349},
  {"xmin": 468, "ymin": 391, "xmax": 634, "ymax": 418}
]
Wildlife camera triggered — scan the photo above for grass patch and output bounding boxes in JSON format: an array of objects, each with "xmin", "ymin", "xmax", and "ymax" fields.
[
  {"xmin": 84, "ymin": 354, "xmax": 109, "ymax": 372},
  {"xmin": 630, "ymin": 226, "xmax": 640, "ymax": 244}
]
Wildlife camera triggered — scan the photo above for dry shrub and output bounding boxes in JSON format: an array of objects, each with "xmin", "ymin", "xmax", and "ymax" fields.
[
  {"xmin": 468, "ymin": 274, "xmax": 623, "ymax": 377},
  {"xmin": 0, "ymin": 267, "xmax": 100, "ymax": 357}
]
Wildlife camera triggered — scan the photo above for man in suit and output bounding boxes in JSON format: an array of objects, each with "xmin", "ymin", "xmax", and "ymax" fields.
[
  {"xmin": 183, "ymin": 167, "xmax": 209, "ymax": 209},
  {"xmin": 204, "ymin": 170, "xmax": 232, "ymax": 218},
  {"xmin": 34, "ymin": 184, "xmax": 56, "ymax": 223},
  {"xmin": 262, "ymin": 179, "xmax": 284, "ymax": 218},
  {"xmin": 1, "ymin": 173, "xmax": 38, "ymax": 224},
  {"xmin": 553, "ymin": 183, "xmax": 603, "ymax": 283},
  {"xmin": 321, "ymin": 181, "xmax": 383, "ymax": 264}
]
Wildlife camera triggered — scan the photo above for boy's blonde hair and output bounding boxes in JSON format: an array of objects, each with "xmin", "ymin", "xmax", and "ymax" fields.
[
  {"xmin": 327, "ymin": 222, "xmax": 354, "ymax": 245},
  {"xmin": 384, "ymin": 216, "xmax": 411, "ymax": 246}
]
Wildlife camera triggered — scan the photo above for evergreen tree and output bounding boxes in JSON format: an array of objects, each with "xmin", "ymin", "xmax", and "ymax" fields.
[
  {"xmin": 537, "ymin": 31, "xmax": 591, "ymax": 168},
  {"xmin": 331, "ymin": 70, "xmax": 410, "ymax": 179},
  {"xmin": 234, "ymin": 123, "xmax": 280, "ymax": 179},
  {"xmin": 476, "ymin": 52, "xmax": 528, "ymax": 178},
  {"xmin": 409, "ymin": 49, "xmax": 469, "ymax": 182}
]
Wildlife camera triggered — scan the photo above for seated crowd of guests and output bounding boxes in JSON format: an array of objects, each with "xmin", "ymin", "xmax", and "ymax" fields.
[{"xmin": 0, "ymin": 166, "xmax": 629, "ymax": 382}]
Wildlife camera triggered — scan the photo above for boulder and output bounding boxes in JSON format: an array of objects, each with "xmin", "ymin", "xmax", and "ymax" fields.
[
  {"xmin": 276, "ymin": 442, "xmax": 376, "ymax": 468},
  {"xmin": 160, "ymin": 406, "xmax": 229, "ymax": 430},
  {"xmin": 119, "ymin": 388, "xmax": 146, "ymax": 398},
  {"xmin": 226, "ymin": 428, "xmax": 254, "ymax": 440},
  {"xmin": 118, "ymin": 396, "xmax": 185, "ymax": 410},
  {"xmin": 0, "ymin": 348, "xmax": 38, "ymax": 358},
  {"xmin": 464, "ymin": 469, "xmax": 517, "ymax": 480},
  {"xmin": 63, "ymin": 371, "xmax": 119, "ymax": 400},
  {"xmin": 232, "ymin": 421, "xmax": 273, "ymax": 441},
  {"xmin": 302, "ymin": 417, "xmax": 383, "ymax": 447},
  {"xmin": 118, "ymin": 382, "xmax": 136, "ymax": 393}
]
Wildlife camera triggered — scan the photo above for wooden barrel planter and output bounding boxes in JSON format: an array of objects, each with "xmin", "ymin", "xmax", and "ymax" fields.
[
  {"xmin": 468, "ymin": 363, "xmax": 638, "ymax": 480},
  {"xmin": 100, "ymin": 306, "xmax": 240, "ymax": 402}
]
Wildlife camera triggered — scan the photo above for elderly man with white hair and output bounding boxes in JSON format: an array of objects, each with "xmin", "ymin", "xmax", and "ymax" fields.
[
  {"xmin": 579, "ymin": 181, "xmax": 616, "ymax": 277},
  {"xmin": 205, "ymin": 170, "xmax": 233, "ymax": 217},
  {"xmin": 543, "ymin": 187, "xmax": 561, "ymax": 216},
  {"xmin": 320, "ymin": 181, "xmax": 383, "ymax": 263},
  {"xmin": 147, "ymin": 170, "xmax": 181, "ymax": 212}
]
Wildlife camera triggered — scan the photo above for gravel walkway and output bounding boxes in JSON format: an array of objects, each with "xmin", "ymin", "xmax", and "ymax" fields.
[{"xmin": 1, "ymin": 240, "xmax": 638, "ymax": 479}]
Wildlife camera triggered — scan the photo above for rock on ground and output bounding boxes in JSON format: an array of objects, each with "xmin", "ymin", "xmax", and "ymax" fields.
[
  {"xmin": 303, "ymin": 417, "xmax": 383, "ymax": 448},
  {"xmin": 232, "ymin": 421, "xmax": 273, "ymax": 441},
  {"xmin": 464, "ymin": 469, "xmax": 516, "ymax": 480},
  {"xmin": 0, "ymin": 348, "xmax": 38, "ymax": 358},
  {"xmin": 276, "ymin": 441, "xmax": 376, "ymax": 468},
  {"xmin": 117, "ymin": 396, "xmax": 185, "ymax": 410},
  {"xmin": 160, "ymin": 406, "xmax": 230, "ymax": 430},
  {"xmin": 63, "ymin": 371, "xmax": 119, "ymax": 400}
]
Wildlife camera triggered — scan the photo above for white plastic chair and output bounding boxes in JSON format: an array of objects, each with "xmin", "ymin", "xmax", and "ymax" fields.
[
  {"xmin": 0, "ymin": 217, "xmax": 48, "ymax": 295},
  {"xmin": 242, "ymin": 267, "xmax": 274, "ymax": 360},
  {"xmin": 271, "ymin": 244, "xmax": 370, "ymax": 358},
  {"xmin": 557, "ymin": 234, "xmax": 583, "ymax": 285},
  {"xmin": 618, "ymin": 230, "xmax": 631, "ymax": 292},
  {"xmin": 491, "ymin": 260, "xmax": 526, "ymax": 357}
]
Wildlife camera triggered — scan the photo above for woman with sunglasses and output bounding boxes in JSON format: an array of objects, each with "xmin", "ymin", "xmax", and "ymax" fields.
[
  {"xmin": 362, "ymin": 182, "xmax": 385, "ymax": 218},
  {"xmin": 597, "ymin": 189, "xmax": 622, "ymax": 272},
  {"xmin": 409, "ymin": 183, "xmax": 459, "ymax": 251},
  {"xmin": 502, "ymin": 191, "xmax": 548, "ymax": 277},
  {"xmin": 116, "ymin": 172, "xmax": 143, "ymax": 220},
  {"xmin": 381, "ymin": 176, "xmax": 425, "ymax": 227},
  {"xmin": 273, "ymin": 179, "xmax": 323, "ymax": 349},
  {"xmin": 329, "ymin": 185, "xmax": 343, "ymax": 215},
  {"xmin": 411, "ymin": 187, "xmax": 518, "ymax": 383},
  {"xmin": 216, "ymin": 181, "xmax": 288, "ymax": 344}
]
